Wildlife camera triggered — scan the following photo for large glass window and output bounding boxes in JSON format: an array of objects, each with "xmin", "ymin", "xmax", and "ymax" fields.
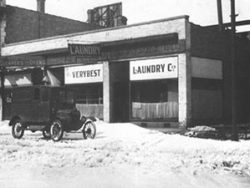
[
  {"xmin": 74, "ymin": 84, "xmax": 103, "ymax": 104},
  {"xmin": 70, "ymin": 84, "xmax": 103, "ymax": 119},
  {"xmin": 131, "ymin": 79, "xmax": 178, "ymax": 121}
]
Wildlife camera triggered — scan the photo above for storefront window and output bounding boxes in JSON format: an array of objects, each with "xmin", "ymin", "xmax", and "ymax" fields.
[
  {"xmin": 131, "ymin": 79, "xmax": 178, "ymax": 121},
  {"xmin": 74, "ymin": 84, "xmax": 103, "ymax": 104},
  {"xmin": 71, "ymin": 84, "xmax": 103, "ymax": 119}
]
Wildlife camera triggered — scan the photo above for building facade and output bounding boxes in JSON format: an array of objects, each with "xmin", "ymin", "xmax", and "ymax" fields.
[{"xmin": 1, "ymin": 1, "xmax": 250, "ymax": 129}]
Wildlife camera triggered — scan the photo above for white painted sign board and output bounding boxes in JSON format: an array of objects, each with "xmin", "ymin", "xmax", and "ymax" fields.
[
  {"xmin": 65, "ymin": 64, "xmax": 103, "ymax": 84},
  {"xmin": 130, "ymin": 57, "xmax": 178, "ymax": 81}
]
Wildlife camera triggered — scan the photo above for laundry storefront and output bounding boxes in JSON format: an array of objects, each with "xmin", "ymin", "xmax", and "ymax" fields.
[
  {"xmin": 64, "ymin": 64, "xmax": 104, "ymax": 119},
  {"xmin": 62, "ymin": 56, "xmax": 180, "ymax": 126},
  {"xmin": 130, "ymin": 57, "xmax": 178, "ymax": 122},
  {"xmin": 1, "ymin": 15, "xmax": 231, "ymax": 128}
]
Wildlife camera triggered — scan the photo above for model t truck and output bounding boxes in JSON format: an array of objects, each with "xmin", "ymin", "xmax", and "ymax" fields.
[{"xmin": 8, "ymin": 86, "xmax": 96, "ymax": 141}]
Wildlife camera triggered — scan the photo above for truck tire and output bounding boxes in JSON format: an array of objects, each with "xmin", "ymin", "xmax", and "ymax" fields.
[
  {"xmin": 12, "ymin": 119, "xmax": 24, "ymax": 139},
  {"xmin": 50, "ymin": 120, "xmax": 64, "ymax": 142},
  {"xmin": 83, "ymin": 121, "xmax": 96, "ymax": 139}
]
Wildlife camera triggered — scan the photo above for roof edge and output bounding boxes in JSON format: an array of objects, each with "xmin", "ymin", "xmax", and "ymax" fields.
[{"xmin": 3, "ymin": 15, "xmax": 189, "ymax": 47}]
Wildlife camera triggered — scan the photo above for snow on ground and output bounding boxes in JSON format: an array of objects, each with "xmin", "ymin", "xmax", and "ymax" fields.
[{"xmin": 0, "ymin": 121, "xmax": 250, "ymax": 188}]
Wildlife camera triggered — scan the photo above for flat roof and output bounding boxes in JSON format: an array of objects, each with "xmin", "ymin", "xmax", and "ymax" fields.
[{"xmin": 1, "ymin": 15, "xmax": 189, "ymax": 57}]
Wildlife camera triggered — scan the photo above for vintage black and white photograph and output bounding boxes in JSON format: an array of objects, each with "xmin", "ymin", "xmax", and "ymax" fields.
[{"xmin": 0, "ymin": 0, "xmax": 250, "ymax": 187}]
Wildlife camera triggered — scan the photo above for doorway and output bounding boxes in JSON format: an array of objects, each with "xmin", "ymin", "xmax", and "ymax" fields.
[{"xmin": 113, "ymin": 81, "xmax": 129, "ymax": 122}]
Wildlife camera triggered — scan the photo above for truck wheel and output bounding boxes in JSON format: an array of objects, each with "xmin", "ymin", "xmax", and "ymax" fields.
[
  {"xmin": 12, "ymin": 119, "xmax": 24, "ymax": 139},
  {"xmin": 42, "ymin": 129, "xmax": 51, "ymax": 139},
  {"xmin": 83, "ymin": 121, "xmax": 96, "ymax": 139},
  {"xmin": 50, "ymin": 120, "xmax": 64, "ymax": 142}
]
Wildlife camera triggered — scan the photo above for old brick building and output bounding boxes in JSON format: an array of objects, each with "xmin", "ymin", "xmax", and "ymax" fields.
[
  {"xmin": 0, "ymin": 1, "xmax": 101, "ymax": 45},
  {"xmin": 1, "ymin": 0, "xmax": 250, "ymax": 129}
]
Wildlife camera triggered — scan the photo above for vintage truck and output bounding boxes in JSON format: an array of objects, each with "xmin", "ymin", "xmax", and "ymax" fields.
[{"xmin": 8, "ymin": 86, "xmax": 96, "ymax": 141}]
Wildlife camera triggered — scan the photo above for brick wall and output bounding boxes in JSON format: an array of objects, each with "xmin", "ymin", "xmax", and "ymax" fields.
[
  {"xmin": 191, "ymin": 24, "xmax": 231, "ymax": 124},
  {"xmin": 191, "ymin": 24, "xmax": 250, "ymax": 124},
  {"xmin": 4, "ymin": 5, "xmax": 101, "ymax": 44},
  {"xmin": 234, "ymin": 35, "xmax": 250, "ymax": 123},
  {"xmin": 191, "ymin": 24, "xmax": 230, "ymax": 59}
]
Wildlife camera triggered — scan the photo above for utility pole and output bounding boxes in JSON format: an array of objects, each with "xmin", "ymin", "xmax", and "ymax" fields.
[
  {"xmin": 217, "ymin": 0, "xmax": 224, "ymax": 31},
  {"xmin": 230, "ymin": 0, "xmax": 238, "ymax": 141}
]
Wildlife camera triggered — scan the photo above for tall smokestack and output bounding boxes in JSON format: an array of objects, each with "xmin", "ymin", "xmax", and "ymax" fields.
[
  {"xmin": 0, "ymin": 0, "xmax": 6, "ymax": 7},
  {"xmin": 37, "ymin": 0, "xmax": 45, "ymax": 13}
]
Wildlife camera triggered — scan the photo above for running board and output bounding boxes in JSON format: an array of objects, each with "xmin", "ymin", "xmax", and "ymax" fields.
[{"xmin": 26, "ymin": 125, "xmax": 46, "ymax": 131}]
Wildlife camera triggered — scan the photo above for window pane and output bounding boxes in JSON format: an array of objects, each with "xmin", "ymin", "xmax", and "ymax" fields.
[{"xmin": 131, "ymin": 80, "xmax": 178, "ymax": 120}]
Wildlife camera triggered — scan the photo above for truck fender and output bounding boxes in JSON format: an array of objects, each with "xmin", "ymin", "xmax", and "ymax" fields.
[
  {"xmin": 79, "ymin": 119, "xmax": 94, "ymax": 132},
  {"xmin": 9, "ymin": 116, "xmax": 21, "ymax": 126}
]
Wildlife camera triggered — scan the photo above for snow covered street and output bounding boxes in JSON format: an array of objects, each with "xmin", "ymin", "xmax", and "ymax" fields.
[{"xmin": 0, "ymin": 121, "xmax": 250, "ymax": 188}]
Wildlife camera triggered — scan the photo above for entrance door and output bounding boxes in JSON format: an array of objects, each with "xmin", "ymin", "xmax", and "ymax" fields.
[{"xmin": 113, "ymin": 82, "xmax": 129, "ymax": 122}]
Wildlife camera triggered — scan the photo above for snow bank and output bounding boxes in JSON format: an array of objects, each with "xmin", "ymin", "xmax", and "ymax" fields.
[
  {"xmin": 0, "ymin": 121, "xmax": 250, "ymax": 188},
  {"xmin": 0, "ymin": 120, "xmax": 9, "ymax": 127}
]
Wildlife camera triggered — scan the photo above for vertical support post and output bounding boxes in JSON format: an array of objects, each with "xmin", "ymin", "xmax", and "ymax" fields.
[
  {"xmin": 0, "ymin": 67, "xmax": 5, "ymax": 121},
  {"xmin": 178, "ymin": 17, "xmax": 192, "ymax": 128},
  {"xmin": 0, "ymin": 1, "xmax": 6, "ymax": 121},
  {"xmin": 230, "ymin": 0, "xmax": 238, "ymax": 141},
  {"xmin": 103, "ymin": 61, "xmax": 113, "ymax": 122},
  {"xmin": 178, "ymin": 53, "xmax": 192, "ymax": 128},
  {"xmin": 128, "ymin": 74, "xmax": 132, "ymax": 121}
]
